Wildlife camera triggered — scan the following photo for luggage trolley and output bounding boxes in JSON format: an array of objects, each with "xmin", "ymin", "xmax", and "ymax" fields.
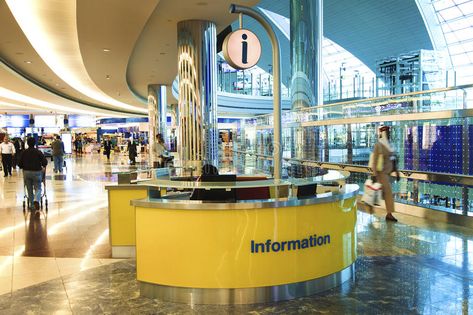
[{"xmin": 22, "ymin": 169, "xmax": 48, "ymax": 214}]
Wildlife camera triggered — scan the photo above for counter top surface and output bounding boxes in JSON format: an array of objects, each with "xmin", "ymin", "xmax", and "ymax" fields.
[
  {"xmin": 119, "ymin": 170, "xmax": 349, "ymax": 190},
  {"xmin": 131, "ymin": 184, "xmax": 359, "ymax": 210}
]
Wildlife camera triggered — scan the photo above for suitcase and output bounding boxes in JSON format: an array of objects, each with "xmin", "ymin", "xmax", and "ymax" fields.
[{"xmin": 362, "ymin": 179, "xmax": 382, "ymax": 206}]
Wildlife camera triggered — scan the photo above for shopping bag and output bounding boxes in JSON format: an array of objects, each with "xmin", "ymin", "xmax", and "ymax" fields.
[
  {"xmin": 135, "ymin": 155, "xmax": 142, "ymax": 163},
  {"xmin": 361, "ymin": 179, "xmax": 382, "ymax": 206}
]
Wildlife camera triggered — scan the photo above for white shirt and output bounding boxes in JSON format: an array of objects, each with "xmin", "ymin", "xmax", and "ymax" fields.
[
  {"xmin": 157, "ymin": 142, "xmax": 167, "ymax": 156},
  {"xmin": 0, "ymin": 142, "xmax": 15, "ymax": 155}
]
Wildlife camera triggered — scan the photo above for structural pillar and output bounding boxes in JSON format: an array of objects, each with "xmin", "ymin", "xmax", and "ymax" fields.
[
  {"xmin": 290, "ymin": 0, "xmax": 323, "ymax": 173},
  {"xmin": 148, "ymin": 84, "xmax": 167, "ymax": 165},
  {"xmin": 177, "ymin": 20, "xmax": 219, "ymax": 172},
  {"xmin": 290, "ymin": 0, "xmax": 323, "ymax": 108}
]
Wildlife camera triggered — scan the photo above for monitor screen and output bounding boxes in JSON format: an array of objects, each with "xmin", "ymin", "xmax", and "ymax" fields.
[
  {"xmin": 191, "ymin": 174, "xmax": 236, "ymax": 201},
  {"xmin": 201, "ymin": 174, "xmax": 237, "ymax": 182},
  {"xmin": 297, "ymin": 184, "xmax": 317, "ymax": 199}
]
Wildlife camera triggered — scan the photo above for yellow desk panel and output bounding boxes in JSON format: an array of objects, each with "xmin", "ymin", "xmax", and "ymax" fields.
[
  {"xmin": 109, "ymin": 188, "xmax": 148, "ymax": 246},
  {"xmin": 136, "ymin": 197, "xmax": 357, "ymax": 288}
]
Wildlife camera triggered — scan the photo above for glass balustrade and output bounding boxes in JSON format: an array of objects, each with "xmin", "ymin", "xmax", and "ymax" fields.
[{"xmin": 232, "ymin": 84, "xmax": 473, "ymax": 215}]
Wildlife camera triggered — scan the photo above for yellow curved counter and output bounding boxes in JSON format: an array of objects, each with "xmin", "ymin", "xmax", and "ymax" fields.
[{"xmin": 131, "ymin": 183, "xmax": 358, "ymax": 304}]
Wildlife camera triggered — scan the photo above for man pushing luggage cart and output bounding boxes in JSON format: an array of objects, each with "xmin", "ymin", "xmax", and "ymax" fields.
[{"xmin": 18, "ymin": 137, "xmax": 48, "ymax": 218}]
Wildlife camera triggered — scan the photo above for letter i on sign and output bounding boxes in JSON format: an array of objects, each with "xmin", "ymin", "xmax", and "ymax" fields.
[{"xmin": 242, "ymin": 33, "xmax": 248, "ymax": 64}]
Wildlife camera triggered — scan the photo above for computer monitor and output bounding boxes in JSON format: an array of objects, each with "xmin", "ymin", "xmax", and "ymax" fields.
[
  {"xmin": 190, "ymin": 174, "xmax": 236, "ymax": 201},
  {"xmin": 297, "ymin": 184, "xmax": 317, "ymax": 199},
  {"xmin": 200, "ymin": 174, "xmax": 236, "ymax": 183}
]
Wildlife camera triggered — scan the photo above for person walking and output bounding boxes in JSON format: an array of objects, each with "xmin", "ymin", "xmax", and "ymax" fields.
[
  {"xmin": 128, "ymin": 138, "xmax": 138, "ymax": 165},
  {"xmin": 12, "ymin": 138, "xmax": 21, "ymax": 169},
  {"xmin": 51, "ymin": 135, "xmax": 65, "ymax": 173},
  {"xmin": 372, "ymin": 126, "xmax": 400, "ymax": 222},
  {"xmin": 156, "ymin": 134, "xmax": 168, "ymax": 167},
  {"xmin": 103, "ymin": 137, "xmax": 112, "ymax": 160},
  {"xmin": 0, "ymin": 137, "xmax": 15, "ymax": 177},
  {"xmin": 18, "ymin": 137, "xmax": 48, "ymax": 215}
]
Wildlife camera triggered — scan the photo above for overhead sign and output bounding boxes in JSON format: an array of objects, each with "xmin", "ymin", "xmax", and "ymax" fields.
[
  {"xmin": 223, "ymin": 29, "xmax": 261, "ymax": 70},
  {"xmin": 0, "ymin": 115, "xmax": 29, "ymax": 128}
]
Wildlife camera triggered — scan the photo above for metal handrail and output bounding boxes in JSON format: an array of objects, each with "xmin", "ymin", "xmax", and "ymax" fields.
[
  {"xmin": 251, "ymin": 83, "xmax": 473, "ymax": 120},
  {"xmin": 232, "ymin": 149, "xmax": 473, "ymax": 186}
]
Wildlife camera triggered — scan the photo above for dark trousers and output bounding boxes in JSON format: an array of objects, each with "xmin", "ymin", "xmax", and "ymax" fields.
[
  {"xmin": 105, "ymin": 150, "xmax": 110, "ymax": 160},
  {"xmin": 2, "ymin": 154, "xmax": 12, "ymax": 176}
]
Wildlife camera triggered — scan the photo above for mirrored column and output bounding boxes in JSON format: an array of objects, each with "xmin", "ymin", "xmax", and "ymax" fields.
[
  {"xmin": 290, "ymin": 0, "xmax": 323, "ymax": 172},
  {"xmin": 177, "ymin": 20, "xmax": 218, "ymax": 173},
  {"xmin": 148, "ymin": 84, "xmax": 167, "ymax": 165},
  {"xmin": 290, "ymin": 0, "xmax": 323, "ymax": 108}
]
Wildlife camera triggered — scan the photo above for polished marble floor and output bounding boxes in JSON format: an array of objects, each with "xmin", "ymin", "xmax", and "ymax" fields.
[{"xmin": 0, "ymin": 152, "xmax": 473, "ymax": 314}]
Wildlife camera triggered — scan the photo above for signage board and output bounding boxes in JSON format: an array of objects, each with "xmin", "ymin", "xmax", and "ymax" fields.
[
  {"xmin": 223, "ymin": 29, "xmax": 261, "ymax": 70},
  {"xmin": 69, "ymin": 115, "xmax": 96, "ymax": 128},
  {"xmin": 61, "ymin": 133, "xmax": 72, "ymax": 154},
  {"xmin": 0, "ymin": 115, "xmax": 29, "ymax": 128},
  {"xmin": 35, "ymin": 115, "xmax": 64, "ymax": 128}
]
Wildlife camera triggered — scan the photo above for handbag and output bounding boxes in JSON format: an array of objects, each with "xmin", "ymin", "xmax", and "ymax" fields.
[{"xmin": 361, "ymin": 179, "xmax": 382, "ymax": 206}]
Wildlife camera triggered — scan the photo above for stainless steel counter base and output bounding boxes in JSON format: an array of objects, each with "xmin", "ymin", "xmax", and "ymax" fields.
[{"xmin": 139, "ymin": 264, "xmax": 354, "ymax": 305}]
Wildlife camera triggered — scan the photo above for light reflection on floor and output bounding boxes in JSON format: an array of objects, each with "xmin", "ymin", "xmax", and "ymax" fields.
[{"xmin": 0, "ymin": 152, "xmax": 472, "ymax": 313}]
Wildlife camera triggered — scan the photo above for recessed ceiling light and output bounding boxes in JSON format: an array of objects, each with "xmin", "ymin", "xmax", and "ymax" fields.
[
  {"xmin": 15, "ymin": 52, "xmax": 24, "ymax": 55},
  {"xmin": 160, "ymin": 52, "xmax": 166, "ymax": 55},
  {"xmin": 106, "ymin": 75, "xmax": 110, "ymax": 79},
  {"xmin": 103, "ymin": 48, "xmax": 111, "ymax": 52},
  {"xmin": 55, "ymin": 83, "xmax": 59, "ymax": 86},
  {"xmin": 24, "ymin": 61, "xmax": 32, "ymax": 64},
  {"xmin": 196, "ymin": 2, "xmax": 208, "ymax": 5},
  {"xmin": 5, "ymin": 0, "xmax": 146, "ymax": 114}
]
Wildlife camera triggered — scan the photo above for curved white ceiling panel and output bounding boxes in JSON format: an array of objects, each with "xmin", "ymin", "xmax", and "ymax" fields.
[
  {"xmin": 0, "ymin": 87, "xmax": 110, "ymax": 116},
  {"xmin": 5, "ymin": 0, "xmax": 147, "ymax": 114},
  {"xmin": 76, "ymin": 0, "xmax": 160, "ymax": 107}
]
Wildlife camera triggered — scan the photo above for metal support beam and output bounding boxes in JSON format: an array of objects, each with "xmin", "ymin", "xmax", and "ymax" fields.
[{"xmin": 230, "ymin": 4, "xmax": 282, "ymax": 180}]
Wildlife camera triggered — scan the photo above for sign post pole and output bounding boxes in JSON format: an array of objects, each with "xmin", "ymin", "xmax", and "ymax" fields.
[{"xmin": 228, "ymin": 4, "xmax": 282, "ymax": 181}]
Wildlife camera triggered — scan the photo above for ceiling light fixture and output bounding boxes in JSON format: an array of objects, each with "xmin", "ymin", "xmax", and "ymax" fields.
[
  {"xmin": 102, "ymin": 48, "xmax": 111, "ymax": 52},
  {"xmin": 24, "ymin": 61, "xmax": 32, "ymax": 64},
  {"xmin": 5, "ymin": 0, "xmax": 147, "ymax": 114}
]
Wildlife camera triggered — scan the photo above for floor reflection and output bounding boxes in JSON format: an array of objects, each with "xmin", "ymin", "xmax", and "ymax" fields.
[
  {"xmin": 0, "ymin": 152, "xmax": 472, "ymax": 312},
  {"xmin": 23, "ymin": 214, "xmax": 51, "ymax": 257}
]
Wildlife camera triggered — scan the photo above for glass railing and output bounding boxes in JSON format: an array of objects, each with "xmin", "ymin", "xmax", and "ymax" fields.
[
  {"xmin": 233, "ymin": 84, "xmax": 473, "ymax": 215},
  {"xmin": 250, "ymin": 84, "xmax": 472, "ymax": 126},
  {"xmin": 217, "ymin": 70, "xmax": 290, "ymax": 98},
  {"xmin": 217, "ymin": 63, "xmax": 465, "ymax": 103}
]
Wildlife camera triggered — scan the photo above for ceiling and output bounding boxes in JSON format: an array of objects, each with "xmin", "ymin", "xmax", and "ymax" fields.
[
  {"xmin": 0, "ymin": 0, "xmax": 438, "ymax": 117},
  {"xmin": 0, "ymin": 0, "xmax": 258, "ymax": 116},
  {"xmin": 244, "ymin": 0, "xmax": 434, "ymax": 92}
]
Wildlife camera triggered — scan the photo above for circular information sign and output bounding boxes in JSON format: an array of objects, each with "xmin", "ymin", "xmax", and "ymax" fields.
[{"xmin": 222, "ymin": 29, "xmax": 261, "ymax": 70}]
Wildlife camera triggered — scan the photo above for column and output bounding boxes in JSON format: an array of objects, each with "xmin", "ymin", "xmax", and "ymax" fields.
[
  {"xmin": 290, "ymin": 0, "xmax": 323, "ymax": 175},
  {"xmin": 177, "ymin": 20, "xmax": 219, "ymax": 172},
  {"xmin": 148, "ymin": 84, "xmax": 167, "ymax": 165},
  {"xmin": 170, "ymin": 104, "xmax": 178, "ymax": 152},
  {"xmin": 290, "ymin": 0, "xmax": 323, "ymax": 108}
]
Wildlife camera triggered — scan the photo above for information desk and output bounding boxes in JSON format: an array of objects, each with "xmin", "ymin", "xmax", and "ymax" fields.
[{"xmin": 130, "ymin": 174, "xmax": 358, "ymax": 304}]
